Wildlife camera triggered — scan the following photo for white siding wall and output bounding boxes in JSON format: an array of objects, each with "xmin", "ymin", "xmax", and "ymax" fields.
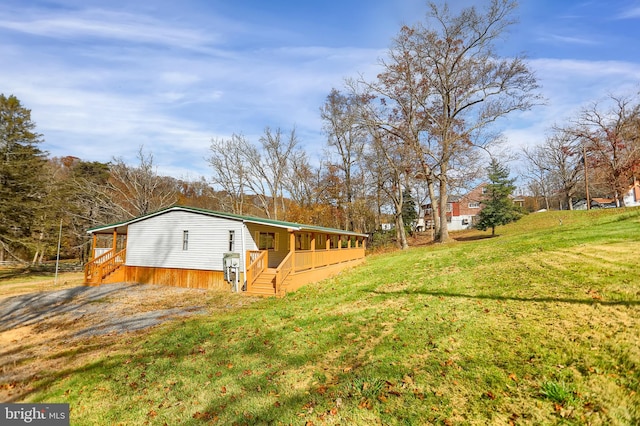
[
  {"xmin": 448, "ymin": 215, "xmax": 475, "ymax": 231},
  {"xmin": 126, "ymin": 211, "xmax": 247, "ymax": 271}
]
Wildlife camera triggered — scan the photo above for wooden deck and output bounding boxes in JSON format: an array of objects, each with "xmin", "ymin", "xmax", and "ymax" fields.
[{"xmin": 85, "ymin": 246, "xmax": 365, "ymax": 296}]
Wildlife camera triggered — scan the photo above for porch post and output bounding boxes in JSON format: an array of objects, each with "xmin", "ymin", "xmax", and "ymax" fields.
[
  {"xmin": 112, "ymin": 230, "xmax": 118, "ymax": 251},
  {"xmin": 338, "ymin": 235, "xmax": 342, "ymax": 250},
  {"xmin": 289, "ymin": 231, "xmax": 296, "ymax": 272},
  {"xmin": 325, "ymin": 234, "xmax": 330, "ymax": 250},
  {"xmin": 310, "ymin": 232, "xmax": 316, "ymax": 269},
  {"xmin": 91, "ymin": 234, "xmax": 97, "ymax": 260}
]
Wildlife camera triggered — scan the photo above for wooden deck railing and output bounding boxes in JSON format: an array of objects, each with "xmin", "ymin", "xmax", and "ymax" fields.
[
  {"xmin": 274, "ymin": 251, "xmax": 293, "ymax": 295},
  {"xmin": 84, "ymin": 248, "xmax": 126, "ymax": 284},
  {"xmin": 246, "ymin": 250, "xmax": 267, "ymax": 290},
  {"xmin": 294, "ymin": 248, "xmax": 364, "ymax": 272}
]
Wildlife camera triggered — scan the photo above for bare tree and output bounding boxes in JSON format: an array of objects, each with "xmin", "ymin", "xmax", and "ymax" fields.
[
  {"xmin": 365, "ymin": 125, "xmax": 416, "ymax": 249},
  {"xmin": 107, "ymin": 146, "xmax": 178, "ymax": 219},
  {"xmin": 207, "ymin": 134, "xmax": 250, "ymax": 214},
  {"xmin": 361, "ymin": 0, "xmax": 540, "ymax": 243},
  {"xmin": 569, "ymin": 95, "xmax": 640, "ymax": 206},
  {"xmin": 260, "ymin": 127, "xmax": 298, "ymax": 219},
  {"xmin": 320, "ymin": 89, "xmax": 367, "ymax": 231},
  {"xmin": 522, "ymin": 129, "xmax": 583, "ymax": 210}
]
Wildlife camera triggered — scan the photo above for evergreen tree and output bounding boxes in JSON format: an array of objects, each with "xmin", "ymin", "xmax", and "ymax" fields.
[
  {"xmin": 476, "ymin": 159, "xmax": 522, "ymax": 236},
  {"xmin": 401, "ymin": 190, "xmax": 418, "ymax": 235},
  {"xmin": 0, "ymin": 94, "xmax": 47, "ymax": 261}
]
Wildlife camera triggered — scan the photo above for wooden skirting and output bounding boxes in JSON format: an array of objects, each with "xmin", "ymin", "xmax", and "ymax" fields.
[
  {"xmin": 280, "ymin": 258, "xmax": 366, "ymax": 295},
  {"xmin": 124, "ymin": 266, "xmax": 235, "ymax": 291}
]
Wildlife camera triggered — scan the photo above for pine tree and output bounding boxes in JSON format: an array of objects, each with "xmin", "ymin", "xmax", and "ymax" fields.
[
  {"xmin": 476, "ymin": 159, "xmax": 522, "ymax": 236},
  {"xmin": 0, "ymin": 94, "xmax": 47, "ymax": 262},
  {"xmin": 401, "ymin": 190, "xmax": 418, "ymax": 234}
]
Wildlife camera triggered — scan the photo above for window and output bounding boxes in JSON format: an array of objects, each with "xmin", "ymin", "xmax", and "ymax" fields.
[
  {"xmin": 228, "ymin": 230, "xmax": 235, "ymax": 252},
  {"xmin": 295, "ymin": 233, "xmax": 311, "ymax": 250},
  {"xmin": 182, "ymin": 230, "xmax": 189, "ymax": 251},
  {"xmin": 482, "ymin": 187, "xmax": 488, "ymax": 194},
  {"xmin": 257, "ymin": 232, "xmax": 277, "ymax": 250},
  {"xmin": 468, "ymin": 202, "xmax": 480, "ymax": 209}
]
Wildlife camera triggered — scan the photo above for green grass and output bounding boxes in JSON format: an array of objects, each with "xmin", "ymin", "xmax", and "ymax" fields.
[{"xmin": 10, "ymin": 208, "xmax": 640, "ymax": 424}]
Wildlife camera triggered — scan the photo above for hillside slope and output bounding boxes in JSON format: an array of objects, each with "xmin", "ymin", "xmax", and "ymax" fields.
[{"xmin": 20, "ymin": 207, "xmax": 640, "ymax": 425}]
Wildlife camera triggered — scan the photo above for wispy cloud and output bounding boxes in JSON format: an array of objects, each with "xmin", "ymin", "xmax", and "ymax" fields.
[
  {"xmin": 542, "ymin": 33, "xmax": 599, "ymax": 46},
  {"xmin": 0, "ymin": 8, "xmax": 214, "ymax": 49},
  {"xmin": 617, "ymin": 6, "xmax": 640, "ymax": 19}
]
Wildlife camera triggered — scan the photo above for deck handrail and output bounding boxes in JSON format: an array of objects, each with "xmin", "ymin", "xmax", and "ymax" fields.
[
  {"xmin": 246, "ymin": 250, "xmax": 267, "ymax": 290},
  {"xmin": 84, "ymin": 248, "xmax": 126, "ymax": 284},
  {"xmin": 85, "ymin": 248, "xmax": 115, "ymax": 282},
  {"xmin": 274, "ymin": 251, "xmax": 293, "ymax": 296}
]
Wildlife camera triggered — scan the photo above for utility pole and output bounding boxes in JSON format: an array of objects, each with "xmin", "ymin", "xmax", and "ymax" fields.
[{"xmin": 583, "ymin": 144, "xmax": 590, "ymax": 210}]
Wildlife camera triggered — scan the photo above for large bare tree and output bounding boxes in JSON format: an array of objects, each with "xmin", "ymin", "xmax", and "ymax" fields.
[
  {"xmin": 320, "ymin": 89, "xmax": 367, "ymax": 231},
  {"xmin": 361, "ymin": 0, "xmax": 540, "ymax": 243}
]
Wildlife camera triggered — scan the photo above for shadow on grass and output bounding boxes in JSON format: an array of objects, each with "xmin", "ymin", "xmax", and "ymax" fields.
[
  {"xmin": 453, "ymin": 235, "xmax": 494, "ymax": 242},
  {"xmin": 371, "ymin": 289, "xmax": 640, "ymax": 306},
  {"xmin": 0, "ymin": 284, "xmax": 140, "ymax": 332}
]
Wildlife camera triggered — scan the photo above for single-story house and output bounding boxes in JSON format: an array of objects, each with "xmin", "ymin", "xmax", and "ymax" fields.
[{"xmin": 84, "ymin": 206, "xmax": 368, "ymax": 297}]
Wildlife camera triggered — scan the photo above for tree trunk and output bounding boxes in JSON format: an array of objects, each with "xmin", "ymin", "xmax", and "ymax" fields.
[
  {"xmin": 427, "ymin": 178, "xmax": 440, "ymax": 241},
  {"xmin": 395, "ymin": 213, "xmax": 409, "ymax": 249},
  {"xmin": 436, "ymin": 177, "xmax": 451, "ymax": 243}
]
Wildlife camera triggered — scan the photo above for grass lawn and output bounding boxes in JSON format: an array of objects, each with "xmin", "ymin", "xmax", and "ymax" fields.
[{"xmin": 3, "ymin": 207, "xmax": 640, "ymax": 425}]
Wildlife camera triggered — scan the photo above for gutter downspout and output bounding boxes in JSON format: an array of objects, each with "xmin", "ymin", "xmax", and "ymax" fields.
[{"xmin": 241, "ymin": 220, "xmax": 247, "ymax": 292}]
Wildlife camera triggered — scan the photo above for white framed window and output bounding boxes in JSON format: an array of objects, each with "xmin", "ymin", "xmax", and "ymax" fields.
[
  {"xmin": 182, "ymin": 230, "xmax": 189, "ymax": 251},
  {"xmin": 228, "ymin": 230, "xmax": 235, "ymax": 252},
  {"xmin": 468, "ymin": 202, "xmax": 480, "ymax": 209}
]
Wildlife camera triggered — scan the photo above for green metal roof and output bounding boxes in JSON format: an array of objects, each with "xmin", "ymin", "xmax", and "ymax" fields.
[{"xmin": 87, "ymin": 205, "xmax": 369, "ymax": 237}]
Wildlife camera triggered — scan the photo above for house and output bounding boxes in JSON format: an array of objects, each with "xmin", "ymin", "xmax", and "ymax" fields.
[
  {"xmin": 84, "ymin": 206, "xmax": 368, "ymax": 297},
  {"xmin": 422, "ymin": 184, "xmax": 487, "ymax": 231},
  {"xmin": 623, "ymin": 178, "xmax": 640, "ymax": 207}
]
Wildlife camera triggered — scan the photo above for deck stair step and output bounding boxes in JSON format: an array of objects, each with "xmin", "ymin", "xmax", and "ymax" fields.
[{"xmin": 246, "ymin": 269, "xmax": 277, "ymax": 296}]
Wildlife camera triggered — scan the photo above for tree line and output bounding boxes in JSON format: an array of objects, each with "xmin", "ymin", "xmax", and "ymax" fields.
[{"xmin": 2, "ymin": 0, "xmax": 639, "ymax": 264}]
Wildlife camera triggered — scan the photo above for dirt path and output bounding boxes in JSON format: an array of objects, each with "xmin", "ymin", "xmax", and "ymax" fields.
[{"xmin": 0, "ymin": 283, "xmax": 256, "ymax": 402}]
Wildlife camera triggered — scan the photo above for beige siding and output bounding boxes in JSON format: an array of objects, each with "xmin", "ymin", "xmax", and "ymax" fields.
[{"xmin": 245, "ymin": 223, "xmax": 290, "ymax": 268}]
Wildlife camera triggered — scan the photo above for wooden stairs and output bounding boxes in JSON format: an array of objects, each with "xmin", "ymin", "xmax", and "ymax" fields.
[{"xmin": 246, "ymin": 268, "xmax": 277, "ymax": 296}]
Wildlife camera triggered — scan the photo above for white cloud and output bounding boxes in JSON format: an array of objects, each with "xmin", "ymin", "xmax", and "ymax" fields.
[
  {"xmin": 0, "ymin": 8, "xmax": 215, "ymax": 49},
  {"xmin": 617, "ymin": 6, "xmax": 640, "ymax": 19}
]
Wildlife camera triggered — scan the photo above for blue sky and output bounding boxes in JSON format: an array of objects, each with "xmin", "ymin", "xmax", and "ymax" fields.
[{"xmin": 2, "ymin": 0, "xmax": 640, "ymax": 179}]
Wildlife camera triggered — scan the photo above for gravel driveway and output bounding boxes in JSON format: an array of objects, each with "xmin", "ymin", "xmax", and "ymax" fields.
[{"xmin": 0, "ymin": 283, "xmax": 208, "ymax": 337}]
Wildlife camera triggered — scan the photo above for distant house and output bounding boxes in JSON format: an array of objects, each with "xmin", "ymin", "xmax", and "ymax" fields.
[
  {"xmin": 422, "ymin": 184, "xmax": 487, "ymax": 231},
  {"xmin": 84, "ymin": 206, "xmax": 367, "ymax": 297},
  {"xmin": 623, "ymin": 179, "xmax": 640, "ymax": 207}
]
